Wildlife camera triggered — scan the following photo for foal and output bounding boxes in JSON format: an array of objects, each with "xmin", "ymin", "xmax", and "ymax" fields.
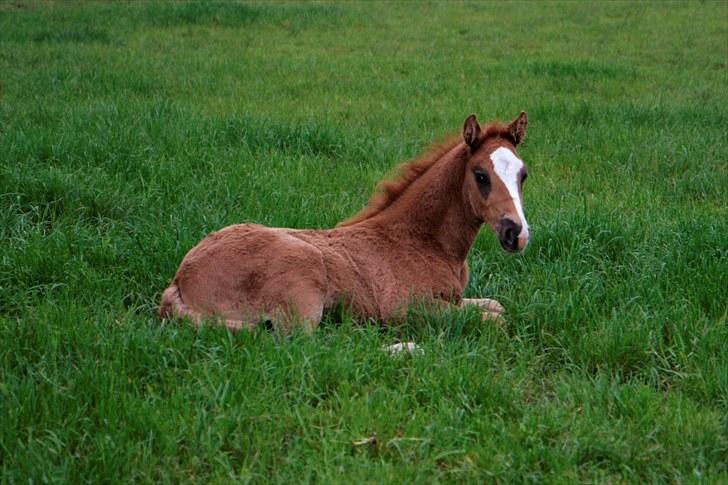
[{"xmin": 160, "ymin": 112, "xmax": 530, "ymax": 331}]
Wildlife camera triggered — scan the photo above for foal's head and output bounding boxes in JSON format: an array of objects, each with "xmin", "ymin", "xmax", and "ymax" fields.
[{"xmin": 462, "ymin": 112, "xmax": 530, "ymax": 252}]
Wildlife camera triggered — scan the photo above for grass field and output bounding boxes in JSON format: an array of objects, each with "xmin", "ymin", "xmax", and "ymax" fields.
[{"xmin": 1, "ymin": 1, "xmax": 727, "ymax": 482}]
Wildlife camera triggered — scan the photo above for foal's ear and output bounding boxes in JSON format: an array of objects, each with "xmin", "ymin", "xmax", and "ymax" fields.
[
  {"xmin": 463, "ymin": 114, "xmax": 481, "ymax": 149},
  {"xmin": 508, "ymin": 111, "xmax": 528, "ymax": 146}
]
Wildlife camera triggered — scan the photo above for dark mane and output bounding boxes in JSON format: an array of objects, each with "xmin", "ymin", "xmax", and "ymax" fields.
[{"xmin": 338, "ymin": 122, "xmax": 511, "ymax": 227}]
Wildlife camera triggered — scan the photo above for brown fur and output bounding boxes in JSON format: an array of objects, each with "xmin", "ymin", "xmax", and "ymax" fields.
[
  {"xmin": 160, "ymin": 113, "xmax": 530, "ymax": 331},
  {"xmin": 339, "ymin": 122, "xmax": 514, "ymax": 228}
]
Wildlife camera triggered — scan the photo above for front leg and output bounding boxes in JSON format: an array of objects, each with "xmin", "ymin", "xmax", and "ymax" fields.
[
  {"xmin": 456, "ymin": 262, "xmax": 504, "ymax": 321},
  {"xmin": 461, "ymin": 298, "xmax": 504, "ymax": 321},
  {"xmin": 423, "ymin": 296, "xmax": 504, "ymax": 322}
]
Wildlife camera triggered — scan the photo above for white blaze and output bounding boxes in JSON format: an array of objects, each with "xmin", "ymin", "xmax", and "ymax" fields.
[{"xmin": 490, "ymin": 147, "xmax": 530, "ymax": 239}]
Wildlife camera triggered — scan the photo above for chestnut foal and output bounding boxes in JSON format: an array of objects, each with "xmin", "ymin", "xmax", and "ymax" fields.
[{"xmin": 160, "ymin": 112, "xmax": 530, "ymax": 332}]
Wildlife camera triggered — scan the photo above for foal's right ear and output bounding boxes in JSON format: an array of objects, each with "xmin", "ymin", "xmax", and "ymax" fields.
[{"xmin": 463, "ymin": 114, "xmax": 481, "ymax": 149}]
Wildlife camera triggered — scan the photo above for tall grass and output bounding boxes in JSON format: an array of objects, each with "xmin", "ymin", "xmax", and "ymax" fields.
[{"xmin": 1, "ymin": 1, "xmax": 726, "ymax": 482}]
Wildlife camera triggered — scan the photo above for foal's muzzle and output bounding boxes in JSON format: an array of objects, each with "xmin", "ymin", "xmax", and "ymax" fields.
[{"xmin": 498, "ymin": 217, "xmax": 527, "ymax": 252}]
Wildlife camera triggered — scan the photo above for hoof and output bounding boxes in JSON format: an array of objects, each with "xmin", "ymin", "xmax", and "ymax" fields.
[
  {"xmin": 461, "ymin": 298, "xmax": 506, "ymax": 322},
  {"xmin": 461, "ymin": 298, "xmax": 504, "ymax": 314},
  {"xmin": 383, "ymin": 342, "xmax": 424, "ymax": 356},
  {"xmin": 481, "ymin": 310, "xmax": 506, "ymax": 323}
]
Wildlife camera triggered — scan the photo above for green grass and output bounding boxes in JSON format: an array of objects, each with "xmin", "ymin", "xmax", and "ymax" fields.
[{"xmin": 1, "ymin": 1, "xmax": 727, "ymax": 482}]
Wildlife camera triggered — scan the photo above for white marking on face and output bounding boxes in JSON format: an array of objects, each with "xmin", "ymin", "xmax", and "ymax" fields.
[{"xmin": 490, "ymin": 146, "xmax": 530, "ymax": 240}]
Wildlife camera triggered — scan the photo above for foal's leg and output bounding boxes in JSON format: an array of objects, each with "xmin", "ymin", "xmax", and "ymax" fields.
[
  {"xmin": 260, "ymin": 285, "xmax": 326, "ymax": 334},
  {"xmin": 456, "ymin": 262, "xmax": 504, "ymax": 321},
  {"xmin": 223, "ymin": 318, "xmax": 255, "ymax": 332},
  {"xmin": 224, "ymin": 292, "xmax": 324, "ymax": 334},
  {"xmin": 461, "ymin": 298, "xmax": 504, "ymax": 321},
  {"xmin": 427, "ymin": 298, "xmax": 504, "ymax": 321},
  {"xmin": 283, "ymin": 288, "xmax": 325, "ymax": 334}
]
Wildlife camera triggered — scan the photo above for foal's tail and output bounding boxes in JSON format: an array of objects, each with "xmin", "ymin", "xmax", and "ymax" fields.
[
  {"xmin": 159, "ymin": 284, "xmax": 248, "ymax": 331},
  {"xmin": 159, "ymin": 284, "xmax": 201, "ymax": 324}
]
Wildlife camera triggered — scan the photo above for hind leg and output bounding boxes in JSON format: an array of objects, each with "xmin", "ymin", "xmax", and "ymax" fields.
[
  {"xmin": 223, "ymin": 299, "xmax": 322, "ymax": 334},
  {"xmin": 222, "ymin": 288, "xmax": 324, "ymax": 334},
  {"xmin": 274, "ymin": 287, "xmax": 326, "ymax": 334},
  {"xmin": 215, "ymin": 275, "xmax": 326, "ymax": 334}
]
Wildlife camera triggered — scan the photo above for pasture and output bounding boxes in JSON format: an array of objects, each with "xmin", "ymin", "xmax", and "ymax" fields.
[{"xmin": 1, "ymin": 1, "xmax": 726, "ymax": 482}]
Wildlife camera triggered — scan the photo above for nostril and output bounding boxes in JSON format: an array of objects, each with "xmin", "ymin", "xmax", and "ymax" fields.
[
  {"xmin": 499, "ymin": 218, "xmax": 523, "ymax": 251},
  {"xmin": 512, "ymin": 224, "xmax": 522, "ymax": 239},
  {"xmin": 501, "ymin": 219, "xmax": 521, "ymax": 237}
]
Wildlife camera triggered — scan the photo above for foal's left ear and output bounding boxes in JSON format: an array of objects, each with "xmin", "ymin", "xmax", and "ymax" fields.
[
  {"xmin": 463, "ymin": 114, "xmax": 481, "ymax": 149},
  {"xmin": 508, "ymin": 111, "xmax": 528, "ymax": 146}
]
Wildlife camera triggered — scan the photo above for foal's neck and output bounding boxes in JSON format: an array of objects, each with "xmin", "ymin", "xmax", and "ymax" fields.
[{"xmin": 375, "ymin": 145, "xmax": 481, "ymax": 262}]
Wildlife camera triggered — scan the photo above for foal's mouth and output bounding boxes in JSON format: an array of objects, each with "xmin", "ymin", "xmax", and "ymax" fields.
[
  {"xmin": 500, "ymin": 240, "xmax": 529, "ymax": 253},
  {"xmin": 499, "ymin": 238, "xmax": 520, "ymax": 253},
  {"xmin": 497, "ymin": 217, "xmax": 526, "ymax": 253},
  {"xmin": 499, "ymin": 234, "xmax": 530, "ymax": 253}
]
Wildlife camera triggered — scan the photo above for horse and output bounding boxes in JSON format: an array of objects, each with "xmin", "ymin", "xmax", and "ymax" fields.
[{"xmin": 160, "ymin": 112, "xmax": 531, "ymax": 332}]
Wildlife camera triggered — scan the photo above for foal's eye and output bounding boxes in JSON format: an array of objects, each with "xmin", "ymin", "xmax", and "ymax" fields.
[
  {"xmin": 474, "ymin": 170, "xmax": 489, "ymax": 186},
  {"xmin": 473, "ymin": 170, "xmax": 491, "ymax": 198}
]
